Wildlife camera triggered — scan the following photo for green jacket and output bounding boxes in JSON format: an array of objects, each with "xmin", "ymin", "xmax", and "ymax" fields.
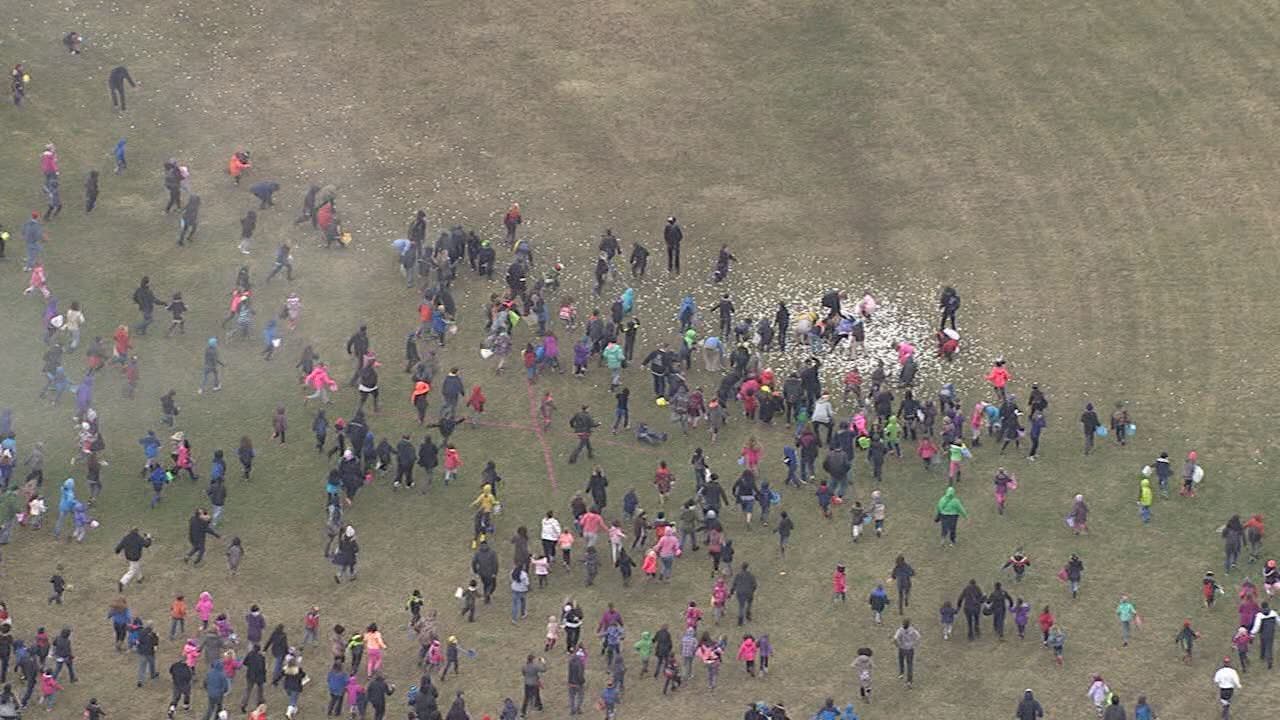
[
  {"xmin": 634, "ymin": 631, "xmax": 653, "ymax": 658},
  {"xmin": 935, "ymin": 487, "xmax": 968, "ymax": 518},
  {"xmin": 603, "ymin": 344, "xmax": 625, "ymax": 370},
  {"xmin": 0, "ymin": 490, "xmax": 20, "ymax": 524},
  {"xmin": 1116, "ymin": 600, "xmax": 1137, "ymax": 622}
]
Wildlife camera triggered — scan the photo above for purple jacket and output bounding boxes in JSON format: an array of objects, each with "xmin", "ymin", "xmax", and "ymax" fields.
[{"xmin": 573, "ymin": 342, "xmax": 590, "ymax": 366}]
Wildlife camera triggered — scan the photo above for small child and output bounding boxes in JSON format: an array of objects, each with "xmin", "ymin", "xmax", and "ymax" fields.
[
  {"xmin": 815, "ymin": 481, "xmax": 833, "ymax": 519},
  {"xmin": 757, "ymin": 634, "xmax": 772, "ymax": 676},
  {"xmin": 608, "ymin": 521, "xmax": 625, "ymax": 565},
  {"xmin": 303, "ymin": 607, "xmax": 321, "ymax": 646},
  {"xmin": 917, "ymin": 436, "xmax": 937, "ymax": 469},
  {"xmin": 855, "ymin": 648, "xmax": 875, "ymax": 696},
  {"xmin": 642, "ymin": 549, "xmax": 658, "ymax": 581},
  {"xmin": 169, "ymin": 595, "xmax": 187, "ymax": 640},
  {"xmin": 736, "ymin": 634, "xmax": 757, "ymax": 676},
  {"xmin": 1003, "ymin": 548, "xmax": 1031, "ymax": 582},
  {"xmin": 226, "ymin": 537, "xmax": 243, "ymax": 576},
  {"xmin": 195, "ymin": 591, "xmax": 214, "ymax": 630},
  {"xmin": 441, "ymin": 636, "xmax": 461, "ymax": 679},
  {"xmin": 621, "ymin": 489, "xmax": 638, "ymax": 522},
  {"xmin": 1173, "ymin": 620, "xmax": 1200, "ymax": 663},
  {"xmin": 832, "ymin": 564, "xmax": 847, "ymax": 603},
  {"xmin": 849, "ymin": 502, "xmax": 865, "ymax": 542},
  {"xmin": 1037, "ymin": 606, "xmax": 1055, "ymax": 645},
  {"xmin": 634, "ymin": 631, "xmax": 654, "ymax": 675},
  {"xmin": 712, "ymin": 576, "xmax": 728, "ymax": 624},
  {"xmin": 27, "ymin": 494, "xmax": 46, "ymax": 529},
  {"xmin": 558, "ymin": 529, "xmax": 575, "ymax": 569},
  {"xmin": 842, "ymin": 370, "xmax": 862, "ymax": 404},
  {"xmin": 868, "ymin": 584, "xmax": 889, "ymax": 624},
  {"xmin": 47, "ymin": 565, "xmax": 68, "ymax": 604},
  {"xmin": 531, "ymin": 555, "xmax": 550, "ymax": 587},
  {"xmin": 1013, "ymin": 598, "xmax": 1031, "ymax": 639},
  {"xmin": 39, "ymin": 669, "xmax": 62, "ymax": 709},
  {"xmin": 238, "ymin": 437, "xmax": 255, "ymax": 480},
  {"xmin": 661, "ymin": 654, "xmax": 682, "ymax": 694},
  {"xmin": 1203, "ymin": 571, "xmax": 1222, "ymax": 608},
  {"xmin": 539, "ymin": 392, "xmax": 555, "ymax": 430},
  {"xmin": 406, "ymin": 590, "xmax": 425, "ymax": 627},
  {"xmin": 929, "ymin": 602, "xmax": 951, "ymax": 642},
  {"xmin": 869, "ymin": 490, "xmax": 886, "ymax": 537},
  {"xmin": 1232, "ymin": 626, "xmax": 1251, "ymax": 671},
  {"xmin": 1047, "ymin": 625, "xmax": 1065, "ymax": 665},
  {"xmin": 545, "ymin": 616, "xmax": 560, "ymax": 651}
]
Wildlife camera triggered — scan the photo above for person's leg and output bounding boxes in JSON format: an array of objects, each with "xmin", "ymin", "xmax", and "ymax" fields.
[{"xmin": 905, "ymin": 649, "xmax": 914, "ymax": 684}]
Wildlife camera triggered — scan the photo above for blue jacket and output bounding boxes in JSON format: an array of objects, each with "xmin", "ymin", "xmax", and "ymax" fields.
[
  {"xmin": 327, "ymin": 669, "xmax": 347, "ymax": 694},
  {"xmin": 113, "ymin": 139, "xmax": 127, "ymax": 164},
  {"xmin": 139, "ymin": 433, "xmax": 161, "ymax": 459},
  {"xmin": 204, "ymin": 665, "xmax": 229, "ymax": 698},
  {"xmin": 58, "ymin": 478, "xmax": 77, "ymax": 512},
  {"xmin": 107, "ymin": 606, "xmax": 131, "ymax": 627}
]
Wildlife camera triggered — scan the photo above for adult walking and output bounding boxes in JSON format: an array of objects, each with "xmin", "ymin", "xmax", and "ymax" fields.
[
  {"xmin": 938, "ymin": 287, "xmax": 960, "ymax": 330},
  {"xmin": 510, "ymin": 566, "xmax": 530, "ymax": 623},
  {"xmin": 1249, "ymin": 601, "xmax": 1277, "ymax": 669},
  {"xmin": 136, "ymin": 622, "xmax": 160, "ymax": 687},
  {"xmin": 957, "ymin": 580, "xmax": 986, "ymax": 641},
  {"xmin": 1080, "ymin": 403, "xmax": 1101, "ymax": 455},
  {"xmin": 333, "ymin": 525, "xmax": 359, "ymax": 583},
  {"xmin": 890, "ymin": 555, "xmax": 915, "ymax": 614},
  {"xmin": 132, "ymin": 276, "xmax": 164, "ymax": 334},
  {"xmin": 108, "ymin": 65, "xmax": 138, "ymax": 111},
  {"xmin": 239, "ymin": 644, "xmax": 266, "ymax": 713},
  {"xmin": 520, "ymin": 654, "xmax": 546, "ymax": 716},
  {"xmin": 182, "ymin": 508, "xmax": 219, "ymax": 565},
  {"xmin": 663, "ymin": 216, "xmax": 682, "ymax": 273},
  {"xmin": 891, "ymin": 619, "xmax": 921, "ymax": 688},
  {"xmin": 935, "ymin": 486, "xmax": 968, "ymax": 547},
  {"xmin": 568, "ymin": 406, "xmax": 598, "ymax": 464},
  {"xmin": 114, "ymin": 526, "xmax": 152, "ymax": 592},
  {"xmin": 471, "ymin": 540, "xmax": 499, "ymax": 604},
  {"xmin": 730, "ymin": 563, "xmax": 758, "ymax": 626},
  {"xmin": 201, "ymin": 661, "xmax": 229, "ymax": 720},
  {"xmin": 1015, "ymin": 689, "xmax": 1044, "ymax": 720},
  {"xmin": 540, "ymin": 511, "xmax": 562, "ymax": 564},
  {"xmin": 1213, "ymin": 657, "xmax": 1241, "ymax": 720},
  {"xmin": 567, "ymin": 651, "xmax": 586, "ymax": 716},
  {"xmin": 987, "ymin": 582, "xmax": 1013, "ymax": 639}
]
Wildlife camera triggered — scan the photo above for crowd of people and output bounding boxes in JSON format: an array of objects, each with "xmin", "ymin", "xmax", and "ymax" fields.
[{"xmin": 1, "ymin": 32, "xmax": 1274, "ymax": 720}]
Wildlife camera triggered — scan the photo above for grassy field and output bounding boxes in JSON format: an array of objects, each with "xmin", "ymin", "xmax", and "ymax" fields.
[{"xmin": 2, "ymin": 1, "xmax": 1279, "ymax": 718}]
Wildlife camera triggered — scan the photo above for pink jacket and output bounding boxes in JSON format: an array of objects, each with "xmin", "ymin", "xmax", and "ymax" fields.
[
  {"xmin": 736, "ymin": 638, "xmax": 757, "ymax": 662},
  {"xmin": 653, "ymin": 533, "xmax": 680, "ymax": 559},
  {"xmin": 580, "ymin": 512, "xmax": 606, "ymax": 535},
  {"xmin": 195, "ymin": 592, "xmax": 214, "ymax": 622},
  {"xmin": 444, "ymin": 448, "xmax": 462, "ymax": 471},
  {"xmin": 897, "ymin": 342, "xmax": 915, "ymax": 365},
  {"xmin": 41, "ymin": 151, "xmax": 59, "ymax": 176},
  {"xmin": 306, "ymin": 365, "xmax": 337, "ymax": 391}
]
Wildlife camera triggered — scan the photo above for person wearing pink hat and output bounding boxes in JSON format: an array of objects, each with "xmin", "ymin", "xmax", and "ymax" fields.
[{"xmin": 1181, "ymin": 451, "xmax": 1200, "ymax": 497}]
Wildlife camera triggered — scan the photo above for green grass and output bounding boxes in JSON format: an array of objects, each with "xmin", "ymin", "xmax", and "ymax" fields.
[{"xmin": 1, "ymin": 1, "xmax": 1278, "ymax": 718}]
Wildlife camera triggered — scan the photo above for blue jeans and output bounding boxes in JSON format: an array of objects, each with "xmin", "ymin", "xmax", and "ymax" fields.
[
  {"xmin": 511, "ymin": 591, "xmax": 527, "ymax": 621},
  {"xmin": 52, "ymin": 508, "xmax": 70, "ymax": 537},
  {"xmin": 1140, "ymin": 505, "xmax": 1151, "ymax": 524},
  {"xmin": 53, "ymin": 656, "xmax": 76, "ymax": 682},
  {"xmin": 660, "ymin": 555, "xmax": 673, "ymax": 579},
  {"xmin": 200, "ymin": 368, "xmax": 220, "ymax": 390}
]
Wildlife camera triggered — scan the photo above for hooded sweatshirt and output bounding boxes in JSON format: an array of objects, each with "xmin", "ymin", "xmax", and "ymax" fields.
[{"xmin": 935, "ymin": 487, "xmax": 967, "ymax": 517}]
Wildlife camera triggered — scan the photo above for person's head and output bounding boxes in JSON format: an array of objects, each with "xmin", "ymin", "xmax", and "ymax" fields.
[{"xmin": 901, "ymin": 618, "xmax": 911, "ymax": 629}]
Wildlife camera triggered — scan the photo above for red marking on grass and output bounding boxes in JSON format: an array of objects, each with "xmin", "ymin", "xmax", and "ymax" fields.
[{"xmin": 525, "ymin": 382, "xmax": 558, "ymax": 489}]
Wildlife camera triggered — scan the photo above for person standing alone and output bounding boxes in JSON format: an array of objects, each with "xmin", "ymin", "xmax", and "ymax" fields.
[
  {"xmin": 664, "ymin": 217, "xmax": 683, "ymax": 273},
  {"xmin": 108, "ymin": 66, "xmax": 138, "ymax": 111}
]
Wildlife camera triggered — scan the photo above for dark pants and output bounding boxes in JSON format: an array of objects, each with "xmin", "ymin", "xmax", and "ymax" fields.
[
  {"xmin": 940, "ymin": 309, "xmax": 956, "ymax": 331},
  {"xmin": 736, "ymin": 595, "xmax": 753, "ymax": 625},
  {"xmin": 327, "ymin": 693, "xmax": 343, "ymax": 716},
  {"xmin": 1028, "ymin": 434, "xmax": 1040, "ymax": 457},
  {"xmin": 266, "ymin": 261, "xmax": 293, "ymax": 282},
  {"xmin": 169, "ymin": 686, "xmax": 191, "ymax": 709},
  {"xmin": 651, "ymin": 373, "xmax": 666, "ymax": 397},
  {"xmin": 480, "ymin": 575, "xmax": 496, "ymax": 602},
  {"xmin": 395, "ymin": 464, "xmax": 413, "ymax": 487},
  {"xmin": 521, "ymin": 685, "xmax": 542, "ymax": 714},
  {"xmin": 1261, "ymin": 635, "xmax": 1275, "ymax": 668},
  {"xmin": 110, "ymin": 83, "xmax": 128, "ymax": 110},
  {"xmin": 897, "ymin": 585, "xmax": 910, "ymax": 613},
  {"xmin": 568, "ymin": 435, "xmax": 593, "ymax": 464},
  {"xmin": 992, "ymin": 611, "xmax": 1006, "ymax": 638},
  {"xmin": 185, "ymin": 543, "xmax": 207, "ymax": 565},
  {"xmin": 897, "ymin": 648, "xmax": 915, "ymax": 683},
  {"xmin": 666, "ymin": 243, "xmax": 679, "ymax": 272},
  {"xmin": 165, "ymin": 188, "xmax": 182, "ymax": 213},
  {"xmin": 964, "ymin": 609, "xmax": 980, "ymax": 639},
  {"xmin": 240, "ymin": 680, "xmax": 265, "ymax": 710},
  {"xmin": 940, "ymin": 514, "xmax": 958, "ymax": 544}
]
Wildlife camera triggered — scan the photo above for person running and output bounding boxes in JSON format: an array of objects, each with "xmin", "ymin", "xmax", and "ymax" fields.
[
  {"xmin": 1213, "ymin": 657, "xmax": 1242, "ymax": 720},
  {"xmin": 935, "ymin": 487, "xmax": 967, "ymax": 546}
]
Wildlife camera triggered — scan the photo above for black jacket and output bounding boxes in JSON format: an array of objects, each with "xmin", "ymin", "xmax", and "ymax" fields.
[
  {"xmin": 108, "ymin": 66, "xmax": 135, "ymax": 88},
  {"xmin": 114, "ymin": 530, "xmax": 152, "ymax": 561},
  {"xmin": 418, "ymin": 439, "xmax": 439, "ymax": 469},
  {"xmin": 397, "ymin": 440, "xmax": 416, "ymax": 466},
  {"xmin": 663, "ymin": 222, "xmax": 683, "ymax": 246},
  {"xmin": 170, "ymin": 660, "xmax": 193, "ymax": 689},
  {"xmin": 188, "ymin": 514, "xmax": 220, "ymax": 547},
  {"xmin": 731, "ymin": 570, "xmax": 757, "ymax": 599},
  {"xmin": 346, "ymin": 329, "xmax": 369, "ymax": 358},
  {"xmin": 243, "ymin": 649, "xmax": 267, "ymax": 683},
  {"xmin": 471, "ymin": 545, "xmax": 498, "ymax": 579},
  {"xmin": 136, "ymin": 628, "xmax": 159, "ymax": 656}
]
